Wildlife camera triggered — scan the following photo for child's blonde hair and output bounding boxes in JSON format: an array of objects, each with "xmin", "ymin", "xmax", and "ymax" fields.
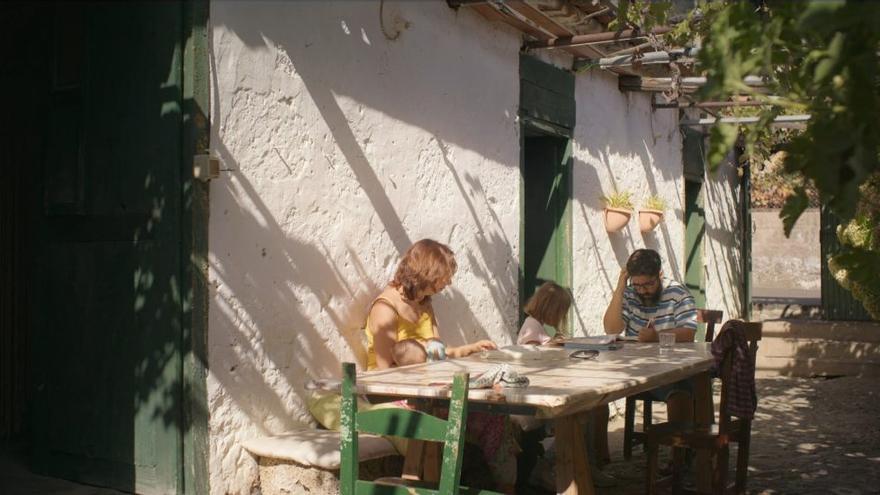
[{"xmin": 524, "ymin": 281, "xmax": 572, "ymax": 336}]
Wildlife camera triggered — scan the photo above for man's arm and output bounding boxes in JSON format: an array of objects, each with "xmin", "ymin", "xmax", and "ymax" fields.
[
  {"xmin": 638, "ymin": 325, "xmax": 696, "ymax": 343},
  {"xmin": 671, "ymin": 290, "xmax": 698, "ymax": 342},
  {"xmin": 603, "ymin": 269, "xmax": 628, "ymax": 334}
]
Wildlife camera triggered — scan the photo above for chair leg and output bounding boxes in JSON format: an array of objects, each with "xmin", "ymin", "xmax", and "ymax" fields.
[
  {"xmin": 713, "ymin": 445, "xmax": 729, "ymax": 495},
  {"xmin": 672, "ymin": 447, "xmax": 686, "ymax": 495},
  {"xmin": 735, "ymin": 421, "xmax": 753, "ymax": 494},
  {"xmin": 644, "ymin": 399, "xmax": 653, "ymax": 432},
  {"xmin": 624, "ymin": 397, "xmax": 636, "ymax": 460},
  {"xmin": 646, "ymin": 439, "xmax": 659, "ymax": 495}
]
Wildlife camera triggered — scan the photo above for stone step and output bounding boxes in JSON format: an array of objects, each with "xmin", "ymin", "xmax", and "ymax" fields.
[
  {"xmin": 760, "ymin": 319, "xmax": 880, "ymax": 341},
  {"xmin": 757, "ymin": 338, "xmax": 880, "ymax": 362},
  {"xmin": 757, "ymin": 356, "xmax": 880, "ymax": 378},
  {"xmin": 754, "ymin": 319, "xmax": 880, "ymax": 377}
]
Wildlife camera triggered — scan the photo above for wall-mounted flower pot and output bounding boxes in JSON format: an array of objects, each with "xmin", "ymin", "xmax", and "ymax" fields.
[
  {"xmin": 604, "ymin": 207, "xmax": 632, "ymax": 233},
  {"xmin": 638, "ymin": 209, "xmax": 664, "ymax": 233}
]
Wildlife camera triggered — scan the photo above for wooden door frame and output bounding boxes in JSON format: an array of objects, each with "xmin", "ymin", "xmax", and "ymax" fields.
[{"xmin": 181, "ymin": 0, "xmax": 210, "ymax": 493}]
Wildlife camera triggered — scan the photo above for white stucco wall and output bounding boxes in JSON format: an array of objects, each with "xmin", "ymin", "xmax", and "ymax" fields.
[
  {"xmin": 208, "ymin": 2, "xmax": 744, "ymax": 493},
  {"xmin": 208, "ymin": 2, "xmax": 521, "ymax": 493},
  {"xmin": 704, "ymin": 150, "xmax": 745, "ymax": 319},
  {"xmin": 570, "ymin": 70, "xmax": 687, "ymax": 335}
]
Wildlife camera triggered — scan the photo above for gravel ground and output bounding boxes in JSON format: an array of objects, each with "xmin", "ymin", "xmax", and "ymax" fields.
[
  {"xmin": 3, "ymin": 376, "xmax": 878, "ymax": 494},
  {"xmin": 589, "ymin": 376, "xmax": 880, "ymax": 495}
]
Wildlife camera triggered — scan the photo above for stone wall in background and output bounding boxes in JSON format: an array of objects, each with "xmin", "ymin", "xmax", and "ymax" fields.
[{"xmin": 751, "ymin": 208, "xmax": 821, "ymax": 293}]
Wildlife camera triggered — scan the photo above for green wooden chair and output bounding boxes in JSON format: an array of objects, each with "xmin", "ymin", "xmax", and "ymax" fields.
[{"xmin": 339, "ymin": 362, "xmax": 501, "ymax": 495}]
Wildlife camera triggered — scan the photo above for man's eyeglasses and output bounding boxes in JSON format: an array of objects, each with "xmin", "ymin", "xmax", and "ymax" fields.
[{"xmin": 631, "ymin": 278, "xmax": 659, "ymax": 289}]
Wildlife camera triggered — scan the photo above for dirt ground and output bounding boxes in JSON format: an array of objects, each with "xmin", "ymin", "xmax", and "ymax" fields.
[
  {"xmin": 2, "ymin": 376, "xmax": 878, "ymax": 494},
  {"xmin": 589, "ymin": 375, "xmax": 880, "ymax": 495}
]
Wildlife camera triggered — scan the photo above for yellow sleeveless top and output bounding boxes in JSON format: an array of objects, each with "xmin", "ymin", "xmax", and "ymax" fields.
[{"xmin": 364, "ymin": 297, "xmax": 434, "ymax": 370}]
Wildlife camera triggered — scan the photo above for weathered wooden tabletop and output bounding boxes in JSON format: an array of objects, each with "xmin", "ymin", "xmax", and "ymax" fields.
[{"xmin": 350, "ymin": 342, "xmax": 714, "ymax": 419}]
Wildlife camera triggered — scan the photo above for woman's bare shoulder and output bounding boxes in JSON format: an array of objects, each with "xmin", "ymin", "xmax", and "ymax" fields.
[{"xmin": 369, "ymin": 287, "xmax": 400, "ymax": 327}]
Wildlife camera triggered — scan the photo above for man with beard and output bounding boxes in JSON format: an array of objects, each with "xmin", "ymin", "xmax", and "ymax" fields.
[
  {"xmin": 604, "ymin": 248, "xmax": 698, "ymax": 343},
  {"xmin": 602, "ymin": 248, "xmax": 698, "ymax": 458}
]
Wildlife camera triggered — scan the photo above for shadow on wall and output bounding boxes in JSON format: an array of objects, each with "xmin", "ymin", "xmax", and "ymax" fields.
[
  {"xmin": 703, "ymin": 156, "xmax": 744, "ymax": 317},
  {"xmin": 205, "ymin": 0, "xmax": 518, "ymax": 448},
  {"xmin": 570, "ymin": 69, "xmax": 685, "ymax": 330}
]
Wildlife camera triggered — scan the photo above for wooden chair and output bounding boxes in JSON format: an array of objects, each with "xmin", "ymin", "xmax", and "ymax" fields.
[
  {"xmin": 645, "ymin": 320, "xmax": 763, "ymax": 495},
  {"xmin": 623, "ymin": 309, "xmax": 724, "ymax": 460},
  {"xmin": 339, "ymin": 362, "xmax": 501, "ymax": 495}
]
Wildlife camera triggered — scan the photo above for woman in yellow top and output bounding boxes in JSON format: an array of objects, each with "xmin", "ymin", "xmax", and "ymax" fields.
[
  {"xmin": 365, "ymin": 238, "xmax": 496, "ymax": 369},
  {"xmin": 364, "ymin": 239, "xmax": 517, "ymax": 493}
]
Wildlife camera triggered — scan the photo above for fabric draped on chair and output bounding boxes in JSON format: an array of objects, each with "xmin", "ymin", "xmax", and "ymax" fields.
[{"xmin": 645, "ymin": 319, "xmax": 762, "ymax": 495}]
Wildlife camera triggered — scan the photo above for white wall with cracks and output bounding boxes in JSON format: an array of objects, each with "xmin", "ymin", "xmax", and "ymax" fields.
[
  {"xmin": 208, "ymin": 2, "xmax": 744, "ymax": 493},
  {"xmin": 570, "ymin": 69, "xmax": 689, "ymax": 336},
  {"xmin": 209, "ymin": 2, "xmax": 521, "ymax": 493}
]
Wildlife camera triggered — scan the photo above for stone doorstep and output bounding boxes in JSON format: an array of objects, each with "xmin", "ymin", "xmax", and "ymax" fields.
[
  {"xmin": 242, "ymin": 430, "xmax": 403, "ymax": 495},
  {"xmin": 258, "ymin": 456, "xmax": 404, "ymax": 495}
]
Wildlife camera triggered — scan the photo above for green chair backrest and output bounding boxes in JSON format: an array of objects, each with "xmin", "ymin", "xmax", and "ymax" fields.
[{"xmin": 339, "ymin": 362, "xmax": 475, "ymax": 495}]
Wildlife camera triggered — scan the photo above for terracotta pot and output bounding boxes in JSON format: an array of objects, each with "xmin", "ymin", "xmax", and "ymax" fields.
[
  {"xmin": 638, "ymin": 209, "xmax": 664, "ymax": 233},
  {"xmin": 604, "ymin": 207, "xmax": 632, "ymax": 233}
]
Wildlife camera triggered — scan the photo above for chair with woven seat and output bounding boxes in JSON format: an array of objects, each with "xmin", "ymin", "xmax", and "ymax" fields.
[
  {"xmin": 623, "ymin": 309, "xmax": 724, "ymax": 460},
  {"xmin": 645, "ymin": 320, "xmax": 763, "ymax": 495},
  {"xmin": 339, "ymin": 362, "xmax": 502, "ymax": 495}
]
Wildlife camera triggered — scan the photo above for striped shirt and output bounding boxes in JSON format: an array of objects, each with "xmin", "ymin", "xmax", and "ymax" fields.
[{"xmin": 622, "ymin": 278, "xmax": 697, "ymax": 337}]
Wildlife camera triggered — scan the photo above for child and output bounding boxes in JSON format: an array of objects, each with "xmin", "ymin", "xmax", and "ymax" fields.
[{"xmin": 517, "ymin": 281, "xmax": 572, "ymax": 345}]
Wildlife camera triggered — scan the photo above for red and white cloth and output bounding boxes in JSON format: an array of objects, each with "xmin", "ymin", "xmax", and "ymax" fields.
[{"xmin": 710, "ymin": 320, "xmax": 757, "ymax": 420}]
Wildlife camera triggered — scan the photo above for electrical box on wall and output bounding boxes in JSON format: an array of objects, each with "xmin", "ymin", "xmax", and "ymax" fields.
[{"xmin": 193, "ymin": 154, "xmax": 220, "ymax": 181}]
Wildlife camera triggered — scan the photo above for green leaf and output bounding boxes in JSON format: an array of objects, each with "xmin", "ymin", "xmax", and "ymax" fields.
[
  {"xmin": 707, "ymin": 123, "xmax": 738, "ymax": 170},
  {"xmin": 780, "ymin": 187, "xmax": 810, "ymax": 237}
]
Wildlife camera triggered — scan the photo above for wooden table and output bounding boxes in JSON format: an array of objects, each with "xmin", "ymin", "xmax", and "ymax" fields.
[{"xmin": 351, "ymin": 342, "xmax": 715, "ymax": 494}]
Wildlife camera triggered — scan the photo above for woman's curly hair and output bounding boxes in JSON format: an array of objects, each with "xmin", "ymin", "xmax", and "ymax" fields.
[{"xmin": 391, "ymin": 239, "xmax": 457, "ymax": 301}]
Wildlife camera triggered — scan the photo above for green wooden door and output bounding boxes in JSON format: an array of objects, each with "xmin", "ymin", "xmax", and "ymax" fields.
[
  {"xmin": 30, "ymin": 3, "xmax": 186, "ymax": 493},
  {"xmin": 519, "ymin": 55, "xmax": 574, "ymax": 332},
  {"xmin": 684, "ymin": 179, "xmax": 707, "ymax": 338}
]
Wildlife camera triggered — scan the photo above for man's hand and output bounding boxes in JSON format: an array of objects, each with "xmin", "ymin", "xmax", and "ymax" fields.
[{"xmin": 638, "ymin": 319, "xmax": 658, "ymax": 342}]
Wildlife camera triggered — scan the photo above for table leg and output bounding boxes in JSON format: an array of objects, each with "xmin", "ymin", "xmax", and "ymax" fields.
[
  {"xmin": 692, "ymin": 370, "xmax": 713, "ymax": 493},
  {"xmin": 401, "ymin": 439, "xmax": 425, "ymax": 480},
  {"xmin": 554, "ymin": 415, "xmax": 594, "ymax": 495},
  {"xmin": 423, "ymin": 441, "xmax": 441, "ymax": 483}
]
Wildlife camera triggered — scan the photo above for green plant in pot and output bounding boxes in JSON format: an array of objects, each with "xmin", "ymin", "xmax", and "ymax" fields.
[
  {"xmin": 602, "ymin": 190, "xmax": 633, "ymax": 233},
  {"xmin": 639, "ymin": 195, "xmax": 666, "ymax": 233}
]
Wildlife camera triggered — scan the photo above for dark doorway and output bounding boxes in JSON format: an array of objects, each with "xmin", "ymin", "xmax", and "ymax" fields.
[
  {"xmin": 521, "ymin": 129, "xmax": 572, "ymax": 335},
  {"xmin": 0, "ymin": 2, "xmax": 205, "ymax": 493}
]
